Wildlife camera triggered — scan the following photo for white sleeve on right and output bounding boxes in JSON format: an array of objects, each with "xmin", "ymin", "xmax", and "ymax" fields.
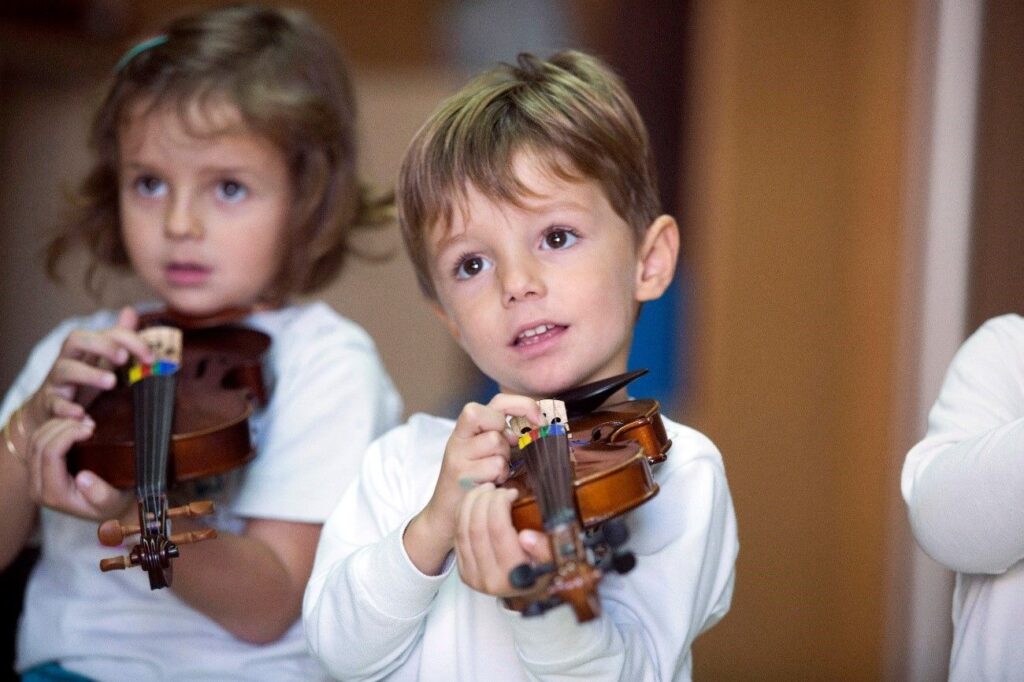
[
  {"xmin": 303, "ymin": 422, "xmax": 451, "ymax": 680},
  {"xmin": 901, "ymin": 316, "xmax": 1024, "ymax": 574}
]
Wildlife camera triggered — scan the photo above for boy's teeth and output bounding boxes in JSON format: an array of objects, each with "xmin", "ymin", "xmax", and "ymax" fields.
[{"xmin": 520, "ymin": 324, "xmax": 553, "ymax": 339}]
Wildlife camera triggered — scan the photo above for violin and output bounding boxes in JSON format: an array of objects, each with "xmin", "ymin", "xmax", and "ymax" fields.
[
  {"xmin": 502, "ymin": 370, "xmax": 671, "ymax": 621},
  {"xmin": 504, "ymin": 370, "xmax": 671, "ymax": 533},
  {"xmin": 66, "ymin": 311, "xmax": 270, "ymax": 589}
]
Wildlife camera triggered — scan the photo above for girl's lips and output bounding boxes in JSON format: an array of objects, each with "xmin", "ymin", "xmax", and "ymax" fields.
[{"xmin": 165, "ymin": 263, "xmax": 211, "ymax": 286}]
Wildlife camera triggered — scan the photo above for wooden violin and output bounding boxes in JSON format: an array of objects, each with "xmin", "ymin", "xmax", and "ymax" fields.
[
  {"xmin": 504, "ymin": 370, "xmax": 671, "ymax": 533},
  {"xmin": 67, "ymin": 311, "xmax": 270, "ymax": 589},
  {"xmin": 502, "ymin": 370, "xmax": 671, "ymax": 621}
]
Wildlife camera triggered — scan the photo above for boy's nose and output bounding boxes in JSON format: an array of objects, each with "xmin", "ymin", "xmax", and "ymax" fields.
[
  {"xmin": 501, "ymin": 261, "xmax": 546, "ymax": 306},
  {"xmin": 163, "ymin": 197, "xmax": 203, "ymax": 240}
]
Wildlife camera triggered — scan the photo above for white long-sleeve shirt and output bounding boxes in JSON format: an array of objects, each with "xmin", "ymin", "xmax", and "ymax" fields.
[
  {"xmin": 304, "ymin": 413, "xmax": 737, "ymax": 681},
  {"xmin": 902, "ymin": 314, "xmax": 1024, "ymax": 679}
]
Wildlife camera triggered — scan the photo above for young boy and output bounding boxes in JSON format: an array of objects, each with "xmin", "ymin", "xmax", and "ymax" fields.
[{"xmin": 303, "ymin": 51, "xmax": 738, "ymax": 681}]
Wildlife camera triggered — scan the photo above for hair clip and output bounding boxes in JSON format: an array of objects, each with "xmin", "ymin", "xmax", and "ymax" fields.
[{"xmin": 114, "ymin": 35, "xmax": 169, "ymax": 73}]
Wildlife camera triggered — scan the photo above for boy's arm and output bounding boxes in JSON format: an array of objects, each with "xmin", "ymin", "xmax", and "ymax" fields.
[
  {"xmin": 902, "ymin": 316, "xmax": 1024, "ymax": 573},
  {"xmin": 303, "ymin": 422, "xmax": 448, "ymax": 680}
]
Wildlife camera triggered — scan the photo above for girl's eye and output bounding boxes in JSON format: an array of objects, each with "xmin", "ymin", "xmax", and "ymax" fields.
[
  {"xmin": 216, "ymin": 180, "xmax": 248, "ymax": 203},
  {"xmin": 541, "ymin": 228, "xmax": 579, "ymax": 250},
  {"xmin": 134, "ymin": 175, "xmax": 167, "ymax": 198},
  {"xmin": 454, "ymin": 255, "xmax": 493, "ymax": 280}
]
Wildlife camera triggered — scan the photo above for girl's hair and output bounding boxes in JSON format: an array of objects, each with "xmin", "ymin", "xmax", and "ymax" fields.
[
  {"xmin": 398, "ymin": 50, "xmax": 660, "ymax": 300},
  {"xmin": 48, "ymin": 4, "xmax": 390, "ymax": 301}
]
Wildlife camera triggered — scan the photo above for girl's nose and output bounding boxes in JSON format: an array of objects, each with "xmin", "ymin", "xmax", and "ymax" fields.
[
  {"xmin": 501, "ymin": 259, "xmax": 547, "ymax": 306},
  {"xmin": 163, "ymin": 195, "xmax": 203, "ymax": 240}
]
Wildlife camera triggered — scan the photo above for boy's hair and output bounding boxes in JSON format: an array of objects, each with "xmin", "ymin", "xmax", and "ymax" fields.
[
  {"xmin": 48, "ymin": 4, "xmax": 390, "ymax": 301},
  {"xmin": 398, "ymin": 50, "xmax": 660, "ymax": 300}
]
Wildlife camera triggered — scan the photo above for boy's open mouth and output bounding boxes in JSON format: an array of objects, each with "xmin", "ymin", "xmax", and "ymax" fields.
[{"xmin": 513, "ymin": 323, "xmax": 567, "ymax": 347}]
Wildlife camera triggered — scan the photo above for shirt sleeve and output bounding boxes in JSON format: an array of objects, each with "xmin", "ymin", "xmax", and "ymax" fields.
[
  {"xmin": 509, "ymin": 429, "xmax": 738, "ymax": 681},
  {"xmin": 902, "ymin": 315, "xmax": 1024, "ymax": 573},
  {"xmin": 303, "ymin": 421, "xmax": 451, "ymax": 680},
  {"xmin": 231, "ymin": 319, "xmax": 402, "ymax": 522}
]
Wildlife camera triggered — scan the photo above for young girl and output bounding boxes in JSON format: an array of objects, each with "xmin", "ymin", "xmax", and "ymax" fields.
[{"xmin": 0, "ymin": 5, "xmax": 401, "ymax": 680}]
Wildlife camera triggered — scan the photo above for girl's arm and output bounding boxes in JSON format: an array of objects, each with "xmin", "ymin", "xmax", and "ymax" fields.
[
  {"xmin": 164, "ymin": 517, "xmax": 321, "ymax": 643},
  {"xmin": 903, "ymin": 316, "xmax": 1024, "ymax": 573}
]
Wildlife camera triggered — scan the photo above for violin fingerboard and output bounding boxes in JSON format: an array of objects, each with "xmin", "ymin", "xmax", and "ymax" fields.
[{"xmin": 133, "ymin": 373, "xmax": 176, "ymax": 500}]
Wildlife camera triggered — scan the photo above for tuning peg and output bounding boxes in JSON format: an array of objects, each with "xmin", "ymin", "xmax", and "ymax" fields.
[
  {"xmin": 169, "ymin": 528, "xmax": 217, "ymax": 546},
  {"xmin": 509, "ymin": 561, "xmax": 555, "ymax": 589},
  {"xmin": 100, "ymin": 555, "xmax": 133, "ymax": 572},
  {"xmin": 611, "ymin": 551, "xmax": 636, "ymax": 575},
  {"xmin": 98, "ymin": 519, "xmax": 139, "ymax": 547},
  {"xmin": 167, "ymin": 500, "xmax": 216, "ymax": 519}
]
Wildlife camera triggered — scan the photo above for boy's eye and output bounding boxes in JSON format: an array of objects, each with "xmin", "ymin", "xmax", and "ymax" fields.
[
  {"xmin": 216, "ymin": 180, "xmax": 248, "ymax": 203},
  {"xmin": 541, "ymin": 228, "xmax": 579, "ymax": 250},
  {"xmin": 134, "ymin": 175, "xmax": 167, "ymax": 198},
  {"xmin": 454, "ymin": 255, "xmax": 492, "ymax": 280}
]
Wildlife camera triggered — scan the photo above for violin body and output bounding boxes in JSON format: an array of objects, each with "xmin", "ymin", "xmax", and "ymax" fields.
[
  {"xmin": 68, "ymin": 322, "xmax": 269, "ymax": 489},
  {"xmin": 506, "ymin": 398, "xmax": 672, "ymax": 533}
]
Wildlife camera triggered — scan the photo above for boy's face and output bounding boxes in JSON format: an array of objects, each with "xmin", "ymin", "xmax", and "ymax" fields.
[{"xmin": 427, "ymin": 152, "xmax": 676, "ymax": 398}]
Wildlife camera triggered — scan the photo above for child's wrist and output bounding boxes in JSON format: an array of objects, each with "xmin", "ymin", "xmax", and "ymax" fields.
[{"xmin": 404, "ymin": 509, "xmax": 454, "ymax": 576}]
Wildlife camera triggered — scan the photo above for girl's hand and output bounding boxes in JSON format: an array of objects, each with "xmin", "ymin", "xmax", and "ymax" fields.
[
  {"xmin": 454, "ymin": 482, "xmax": 552, "ymax": 597},
  {"xmin": 403, "ymin": 394, "xmax": 542, "ymax": 575},
  {"xmin": 27, "ymin": 415, "xmax": 133, "ymax": 520},
  {"xmin": 21, "ymin": 307, "xmax": 152, "ymax": 434},
  {"xmin": 17, "ymin": 307, "xmax": 149, "ymax": 520}
]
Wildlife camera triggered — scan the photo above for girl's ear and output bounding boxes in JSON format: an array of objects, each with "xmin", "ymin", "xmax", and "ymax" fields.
[{"xmin": 635, "ymin": 215, "xmax": 680, "ymax": 302}]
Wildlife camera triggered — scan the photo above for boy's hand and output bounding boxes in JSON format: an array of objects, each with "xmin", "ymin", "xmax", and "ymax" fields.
[
  {"xmin": 404, "ymin": 394, "xmax": 542, "ymax": 575},
  {"xmin": 455, "ymin": 482, "xmax": 552, "ymax": 597}
]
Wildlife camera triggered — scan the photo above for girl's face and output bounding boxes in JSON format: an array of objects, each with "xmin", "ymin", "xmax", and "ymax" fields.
[{"xmin": 118, "ymin": 99, "xmax": 293, "ymax": 317}]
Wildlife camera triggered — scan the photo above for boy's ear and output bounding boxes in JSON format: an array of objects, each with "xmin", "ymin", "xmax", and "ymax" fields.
[
  {"xmin": 430, "ymin": 302, "xmax": 461, "ymax": 343},
  {"xmin": 635, "ymin": 215, "xmax": 680, "ymax": 302}
]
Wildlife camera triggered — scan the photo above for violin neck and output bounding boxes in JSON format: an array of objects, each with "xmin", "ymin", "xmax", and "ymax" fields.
[
  {"xmin": 521, "ymin": 426, "xmax": 575, "ymax": 530},
  {"xmin": 131, "ymin": 327, "xmax": 182, "ymax": 503}
]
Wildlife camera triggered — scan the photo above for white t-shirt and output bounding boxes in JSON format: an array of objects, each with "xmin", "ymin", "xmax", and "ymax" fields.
[
  {"xmin": 1, "ymin": 302, "xmax": 402, "ymax": 681},
  {"xmin": 304, "ymin": 412, "xmax": 738, "ymax": 681},
  {"xmin": 902, "ymin": 314, "xmax": 1024, "ymax": 680}
]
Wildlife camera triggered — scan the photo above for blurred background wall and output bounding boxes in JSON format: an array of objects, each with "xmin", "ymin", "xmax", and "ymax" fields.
[{"xmin": 1, "ymin": 0, "xmax": 1021, "ymax": 679}]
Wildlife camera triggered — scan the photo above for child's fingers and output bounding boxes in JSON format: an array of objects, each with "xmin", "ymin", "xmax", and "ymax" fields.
[
  {"xmin": 451, "ymin": 402, "xmax": 509, "ymax": 440},
  {"xmin": 49, "ymin": 394, "xmax": 89, "ymax": 421},
  {"xmin": 48, "ymin": 357, "xmax": 118, "ymax": 393},
  {"xmin": 486, "ymin": 394, "xmax": 543, "ymax": 425},
  {"xmin": 115, "ymin": 306, "xmax": 140, "ymax": 332},
  {"xmin": 518, "ymin": 529, "xmax": 553, "ymax": 565},
  {"xmin": 75, "ymin": 470, "xmax": 133, "ymax": 519},
  {"xmin": 456, "ymin": 485, "xmax": 524, "ymax": 594},
  {"xmin": 29, "ymin": 418, "xmax": 97, "ymax": 517}
]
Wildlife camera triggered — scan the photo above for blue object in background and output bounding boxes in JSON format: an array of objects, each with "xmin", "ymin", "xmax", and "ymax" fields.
[{"xmin": 628, "ymin": 270, "xmax": 685, "ymax": 408}]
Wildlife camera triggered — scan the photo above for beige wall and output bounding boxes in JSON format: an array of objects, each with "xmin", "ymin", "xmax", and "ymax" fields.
[{"xmin": 683, "ymin": 1, "xmax": 920, "ymax": 678}]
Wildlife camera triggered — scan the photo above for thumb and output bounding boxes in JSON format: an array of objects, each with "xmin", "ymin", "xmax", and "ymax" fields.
[
  {"xmin": 518, "ymin": 529, "xmax": 552, "ymax": 564},
  {"xmin": 116, "ymin": 306, "xmax": 139, "ymax": 331},
  {"xmin": 76, "ymin": 470, "xmax": 133, "ymax": 519}
]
